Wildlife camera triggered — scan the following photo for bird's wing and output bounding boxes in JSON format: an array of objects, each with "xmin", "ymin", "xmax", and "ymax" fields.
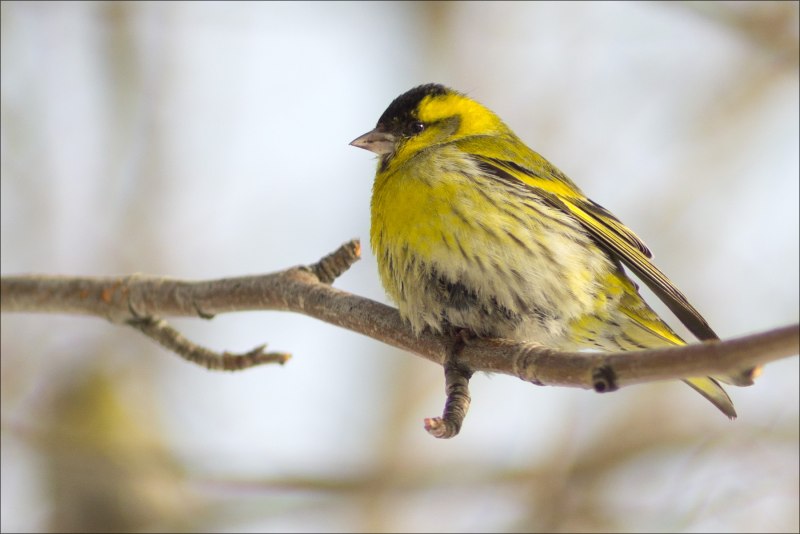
[{"xmin": 472, "ymin": 153, "xmax": 719, "ymax": 341}]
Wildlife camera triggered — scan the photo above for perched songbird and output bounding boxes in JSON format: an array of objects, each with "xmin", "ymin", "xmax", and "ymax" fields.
[{"xmin": 351, "ymin": 83, "xmax": 737, "ymax": 418}]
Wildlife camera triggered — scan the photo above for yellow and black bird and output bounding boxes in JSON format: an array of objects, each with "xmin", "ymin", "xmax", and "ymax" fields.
[{"xmin": 352, "ymin": 83, "xmax": 738, "ymax": 418}]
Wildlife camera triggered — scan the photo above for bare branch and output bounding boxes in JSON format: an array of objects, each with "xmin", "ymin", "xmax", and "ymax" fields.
[
  {"xmin": 128, "ymin": 316, "xmax": 290, "ymax": 370},
  {"xmin": 424, "ymin": 333, "xmax": 474, "ymax": 439},
  {"xmin": 309, "ymin": 239, "xmax": 361, "ymax": 284},
  {"xmin": 2, "ymin": 238, "xmax": 798, "ymax": 434}
]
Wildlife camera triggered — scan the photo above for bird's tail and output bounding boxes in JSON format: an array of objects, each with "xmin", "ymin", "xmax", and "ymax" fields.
[
  {"xmin": 683, "ymin": 377, "xmax": 736, "ymax": 419},
  {"xmin": 615, "ymin": 289, "xmax": 737, "ymax": 419}
]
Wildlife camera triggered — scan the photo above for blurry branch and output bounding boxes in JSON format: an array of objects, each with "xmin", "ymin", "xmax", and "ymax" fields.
[
  {"xmin": 681, "ymin": 2, "xmax": 799, "ymax": 66},
  {"xmin": 2, "ymin": 239, "xmax": 799, "ymax": 436}
]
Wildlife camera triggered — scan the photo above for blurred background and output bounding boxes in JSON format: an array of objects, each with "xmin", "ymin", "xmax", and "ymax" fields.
[{"xmin": 1, "ymin": 1, "xmax": 797, "ymax": 532}]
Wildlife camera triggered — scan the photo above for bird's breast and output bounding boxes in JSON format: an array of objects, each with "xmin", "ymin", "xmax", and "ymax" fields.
[{"xmin": 370, "ymin": 148, "xmax": 617, "ymax": 341}]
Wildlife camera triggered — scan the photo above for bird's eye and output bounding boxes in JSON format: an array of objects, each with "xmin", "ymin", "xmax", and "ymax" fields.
[{"xmin": 409, "ymin": 121, "xmax": 425, "ymax": 135}]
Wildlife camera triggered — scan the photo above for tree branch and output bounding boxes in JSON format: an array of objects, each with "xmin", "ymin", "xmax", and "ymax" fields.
[
  {"xmin": 2, "ymin": 239, "xmax": 798, "ymax": 436},
  {"xmin": 424, "ymin": 332, "xmax": 474, "ymax": 439},
  {"xmin": 128, "ymin": 316, "xmax": 291, "ymax": 370}
]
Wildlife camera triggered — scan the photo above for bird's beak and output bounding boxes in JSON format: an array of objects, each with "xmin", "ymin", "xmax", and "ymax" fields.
[{"xmin": 350, "ymin": 128, "xmax": 397, "ymax": 156}]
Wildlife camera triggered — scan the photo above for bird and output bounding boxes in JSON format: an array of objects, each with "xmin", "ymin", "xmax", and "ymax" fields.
[{"xmin": 351, "ymin": 83, "xmax": 738, "ymax": 418}]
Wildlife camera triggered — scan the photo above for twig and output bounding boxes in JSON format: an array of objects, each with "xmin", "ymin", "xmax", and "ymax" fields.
[
  {"xmin": 424, "ymin": 332, "xmax": 474, "ymax": 438},
  {"xmin": 128, "ymin": 316, "xmax": 290, "ymax": 370},
  {"xmin": 2, "ymin": 239, "xmax": 798, "ymax": 438}
]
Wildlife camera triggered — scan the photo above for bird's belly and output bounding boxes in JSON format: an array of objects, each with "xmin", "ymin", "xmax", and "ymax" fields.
[{"xmin": 373, "ymin": 188, "xmax": 618, "ymax": 345}]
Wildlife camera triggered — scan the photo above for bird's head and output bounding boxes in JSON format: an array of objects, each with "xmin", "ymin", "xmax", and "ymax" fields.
[{"xmin": 351, "ymin": 83, "xmax": 506, "ymax": 171}]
